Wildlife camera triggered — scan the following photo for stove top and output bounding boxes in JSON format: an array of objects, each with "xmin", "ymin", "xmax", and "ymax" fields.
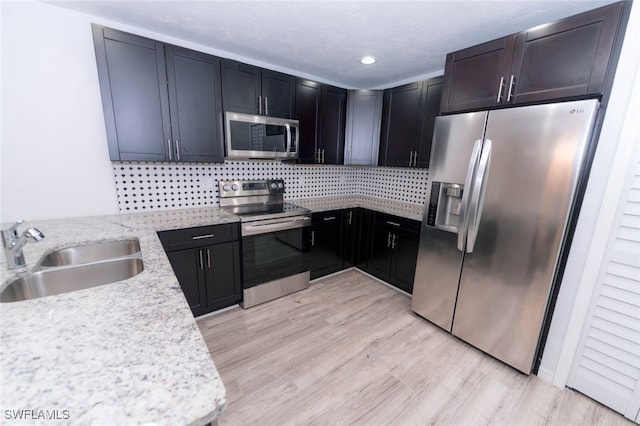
[
  {"xmin": 218, "ymin": 179, "xmax": 310, "ymax": 222},
  {"xmin": 222, "ymin": 202, "xmax": 310, "ymax": 222}
]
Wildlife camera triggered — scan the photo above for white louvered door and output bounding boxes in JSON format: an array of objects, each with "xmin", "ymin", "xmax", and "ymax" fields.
[{"xmin": 568, "ymin": 157, "xmax": 640, "ymax": 422}]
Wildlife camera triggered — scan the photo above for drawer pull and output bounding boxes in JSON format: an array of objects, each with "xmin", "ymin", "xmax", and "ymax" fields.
[
  {"xmin": 192, "ymin": 234, "xmax": 215, "ymax": 240},
  {"xmin": 386, "ymin": 221, "xmax": 401, "ymax": 227},
  {"xmin": 323, "ymin": 216, "xmax": 336, "ymax": 221}
]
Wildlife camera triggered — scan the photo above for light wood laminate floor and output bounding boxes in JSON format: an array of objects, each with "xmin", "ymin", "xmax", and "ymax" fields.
[{"xmin": 198, "ymin": 269, "xmax": 632, "ymax": 425}]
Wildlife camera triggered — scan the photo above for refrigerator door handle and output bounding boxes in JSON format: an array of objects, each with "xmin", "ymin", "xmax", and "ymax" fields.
[
  {"xmin": 457, "ymin": 139, "xmax": 483, "ymax": 251},
  {"xmin": 466, "ymin": 139, "xmax": 492, "ymax": 253}
]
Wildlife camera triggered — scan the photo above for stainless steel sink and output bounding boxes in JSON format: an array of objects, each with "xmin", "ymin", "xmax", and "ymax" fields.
[
  {"xmin": 38, "ymin": 239, "xmax": 141, "ymax": 268},
  {"xmin": 1, "ymin": 257, "xmax": 144, "ymax": 303}
]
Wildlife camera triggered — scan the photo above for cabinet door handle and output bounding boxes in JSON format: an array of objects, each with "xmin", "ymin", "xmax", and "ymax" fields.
[
  {"xmin": 413, "ymin": 151, "xmax": 418, "ymax": 167},
  {"xmin": 199, "ymin": 249, "xmax": 204, "ymax": 270},
  {"xmin": 258, "ymin": 95, "xmax": 262, "ymax": 114},
  {"xmin": 387, "ymin": 232, "xmax": 392, "ymax": 248},
  {"xmin": 175, "ymin": 139, "xmax": 181, "ymax": 161},
  {"xmin": 347, "ymin": 211, "xmax": 353, "ymax": 225},
  {"xmin": 322, "ymin": 149, "xmax": 325, "ymax": 164},
  {"xmin": 386, "ymin": 221, "xmax": 401, "ymax": 227},
  {"xmin": 192, "ymin": 234, "xmax": 215, "ymax": 240},
  {"xmin": 496, "ymin": 76, "xmax": 505, "ymax": 103},
  {"xmin": 506, "ymin": 75, "xmax": 516, "ymax": 102},
  {"xmin": 311, "ymin": 230, "xmax": 315, "ymax": 246},
  {"xmin": 323, "ymin": 216, "xmax": 336, "ymax": 221},
  {"xmin": 206, "ymin": 248, "xmax": 211, "ymax": 269},
  {"xmin": 391, "ymin": 234, "xmax": 398, "ymax": 249},
  {"xmin": 316, "ymin": 149, "xmax": 320, "ymax": 163},
  {"xmin": 167, "ymin": 139, "xmax": 173, "ymax": 161},
  {"xmin": 264, "ymin": 96, "xmax": 269, "ymax": 116},
  {"xmin": 408, "ymin": 151, "xmax": 414, "ymax": 166}
]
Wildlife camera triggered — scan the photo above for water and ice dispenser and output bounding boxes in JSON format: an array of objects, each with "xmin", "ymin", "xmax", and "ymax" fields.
[{"xmin": 426, "ymin": 182, "xmax": 463, "ymax": 231}]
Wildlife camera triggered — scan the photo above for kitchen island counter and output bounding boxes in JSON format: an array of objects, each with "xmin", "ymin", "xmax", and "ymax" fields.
[{"xmin": 0, "ymin": 207, "xmax": 238, "ymax": 426}]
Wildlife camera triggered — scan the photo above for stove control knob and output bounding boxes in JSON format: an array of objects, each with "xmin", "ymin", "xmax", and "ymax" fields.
[
  {"xmin": 270, "ymin": 182, "xmax": 278, "ymax": 190},
  {"xmin": 231, "ymin": 184, "xmax": 239, "ymax": 191},
  {"xmin": 277, "ymin": 182, "xmax": 284, "ymax": 189},
  {"xmin": 222, "ymin": 184, "xmax": 231, "ymax": 192}
]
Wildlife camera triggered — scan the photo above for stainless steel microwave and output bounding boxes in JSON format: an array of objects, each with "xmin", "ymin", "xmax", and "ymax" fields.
[{"xmin": 224, "ymin": 112, "xmax": 299, "ymax": 160}]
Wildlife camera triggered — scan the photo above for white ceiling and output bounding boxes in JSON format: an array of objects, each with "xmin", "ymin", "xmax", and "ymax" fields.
[{"xmin": 48, "ymin": 0, "xmax": 618, "ymax": 89}]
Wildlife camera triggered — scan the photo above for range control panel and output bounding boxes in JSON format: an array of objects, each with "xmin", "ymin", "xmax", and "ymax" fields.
[{"xmin": 219, "ymin": 179, "xmax": 285, "ymax": 197}]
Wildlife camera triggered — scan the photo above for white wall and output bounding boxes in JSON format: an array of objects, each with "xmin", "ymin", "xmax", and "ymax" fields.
[
  {"xmin": 1, "ymin": 1, "xmax": 119, "ymax": 222},
  {"xmin": 539, "ymin": 0, "xmax": 640, "ymax": 384}
]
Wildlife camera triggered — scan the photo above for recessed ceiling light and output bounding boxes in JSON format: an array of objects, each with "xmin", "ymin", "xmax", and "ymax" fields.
[{"xmin": 360, "ymin": 56, "xmax": 376, "ymax": 65}]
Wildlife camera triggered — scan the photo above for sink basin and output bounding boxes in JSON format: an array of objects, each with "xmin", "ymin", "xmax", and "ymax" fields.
[
  {"xmin": 1, "ymin": 257, "xmax": 144, "ymax": 303},
  {"xmin": 38, "ymin": 239, "xmax": 141, "ymax": 268}
]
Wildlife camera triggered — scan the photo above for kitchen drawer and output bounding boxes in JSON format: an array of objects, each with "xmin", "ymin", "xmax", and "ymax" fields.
[
  {"xmin": 374, "ymin": 212, "xmax": 421, "ymax": 234},
  {"xmin": 158, "ymin": 223, "xmax": 239, "ymax": 251}
]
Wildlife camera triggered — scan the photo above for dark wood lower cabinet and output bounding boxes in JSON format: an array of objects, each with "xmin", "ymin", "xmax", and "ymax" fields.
[
  {"xmin": 167, "ymin": 248, "xmax": 207, "ymax": 316},
  {"xmin": 342, "ymin": 208, "xmax": 362, "ymax": 267},
  {"xmin": 310, "ymin": 208, "xmax": 420, "ymax": 294},
  {"xmin": 166, "ymin": 242, "xmax": 241, "ymax": 316},
  {"xmin": 362, "ymin": 212, "xmax": 420, "ymax": 294},
  {"xmin": 310, "ymin": 210, "xmax": 344, "ymax": 279},
  {"xmin": 158, "ymin": 224, "xmax": 241, "ymax": 317}
]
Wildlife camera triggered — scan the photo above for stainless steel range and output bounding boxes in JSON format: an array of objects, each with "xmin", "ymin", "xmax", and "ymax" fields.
[{"xmin": 219, "ymin": 179, "xmax": 311, "ymax": 308}]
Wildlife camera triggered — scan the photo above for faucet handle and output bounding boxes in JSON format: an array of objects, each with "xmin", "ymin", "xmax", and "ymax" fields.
[{"xmin": 3, "ymin": 220, "xmax": 24, "ymax": 237}]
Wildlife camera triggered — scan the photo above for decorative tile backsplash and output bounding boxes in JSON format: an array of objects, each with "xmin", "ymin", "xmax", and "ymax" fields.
[{"xmin": 112, "ymin": 161, "xmax": 429, "ymax": 212}]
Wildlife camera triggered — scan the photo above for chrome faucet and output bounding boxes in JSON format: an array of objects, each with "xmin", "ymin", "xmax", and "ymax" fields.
[{"xmin": 2, "ymin": 220, "xmax": 45, "ymax": 269}]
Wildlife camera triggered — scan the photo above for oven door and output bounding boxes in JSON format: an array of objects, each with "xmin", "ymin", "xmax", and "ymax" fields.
[{"xmin": 241, "ymin": 216, "xmax": 311, "ymax": 288}]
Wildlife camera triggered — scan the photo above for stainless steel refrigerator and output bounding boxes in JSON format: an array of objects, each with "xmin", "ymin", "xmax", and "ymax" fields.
[{"xmin": 411, "ymin": 99, "xmax": 600, "ymax": 374}]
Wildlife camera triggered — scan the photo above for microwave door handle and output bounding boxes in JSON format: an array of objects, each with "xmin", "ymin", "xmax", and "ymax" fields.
[
  {"xmin": 466, "ymin": 139, "xmax": 492, "ymax": 253},
  {"xmin": 457, "ymin": 139, "xmax": 483, "ymax": 252},
  {"xmin": 285, "ymin": 123, "xmax": 292, "ymax": 154}
]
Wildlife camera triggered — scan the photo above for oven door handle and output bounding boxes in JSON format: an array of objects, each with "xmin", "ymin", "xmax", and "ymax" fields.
[{"xmin": 241, "ymin": 216, "xmax": 311, "ymax": 236}]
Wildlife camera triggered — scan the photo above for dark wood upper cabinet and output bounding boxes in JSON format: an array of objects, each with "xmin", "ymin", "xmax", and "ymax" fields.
[
  {"xmin": 93, "ymin": 26, "xmax": 171, "ymax": 161},
  {"xmin": 415, "ymin": 77, "xmax": 443, "ymax": 168},
  {"xmin": 295, "ymin": 79, "xmax": 320, "ymax": 164},
  {"xmin": 92, "ymin": 25, "xmax": 224, "ymax": 163},
  {"xmin": 319, "ymin": 85, "xmax": 347, "ymax": 165},
  {"xmin": 220, "ymin": 60, "xmax": 261, "ymax": 115},
  {"xmin": 165, "ymin": 47, "xmax": 224, "ymax": 163},
  {"xmin": 508, "ymin": 3, "xmax": 624, "ymax": 105},
  {"xmin": 221, "ymin": 59, "xmax": 295, "ymax": 118},
  {"xmin": 441, "ymin": 37, "xmax": 515, "ymax": 114},
  {"xmin": 441, "ymin": 2, "xmax": 626, "ymax": 113},
  {"xmin": 379, "ymin": 76, "xmax": 443, "ymax": 168},
  {"xmin": 379, "ymin": 81, "xmax": 423, "ymax": 167},
  {"xmin": 262, "ymin": 70, "xmax": 296, "ymax": 118},
  {"xmin": 295, "ymin": 81, "xmax": 346, "ymax": 165}
]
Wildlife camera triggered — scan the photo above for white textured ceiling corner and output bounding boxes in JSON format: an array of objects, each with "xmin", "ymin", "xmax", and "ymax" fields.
[{"xmin": 48, "ymin": 0, "xmax": 618, "ymax": 89}]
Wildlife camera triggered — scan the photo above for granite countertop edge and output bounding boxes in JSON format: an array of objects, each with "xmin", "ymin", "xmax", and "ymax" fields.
[
  {"xmin": 288, "ymin": 195, "xmax": 424, "ymax": 221},
  {"xmin": 0, "ymin": 206, "xmax": 239, "ymax": 426}
]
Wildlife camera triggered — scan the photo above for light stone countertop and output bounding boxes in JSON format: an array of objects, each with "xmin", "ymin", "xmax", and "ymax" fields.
[
  {"xmin": 289, "ymin": 196, "xmax": 425, "ymax": 221},
  {"xmin": 0, "ymin": 207, "xmax": 239, "ymax": 426}
]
